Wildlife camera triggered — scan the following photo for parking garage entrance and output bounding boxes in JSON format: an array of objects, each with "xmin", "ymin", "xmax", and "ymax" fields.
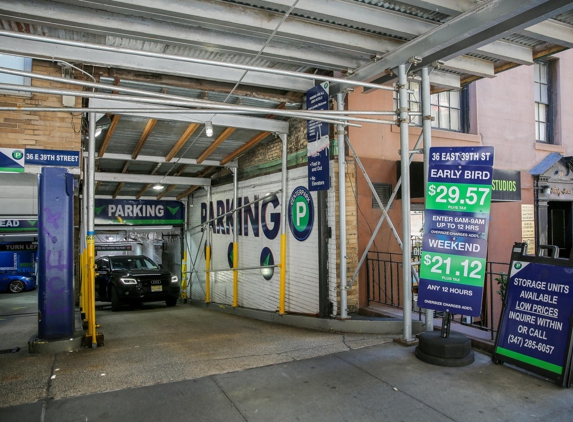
[{"xmin": 92, "ymin": 198, "xmax": 185, "ymax": 292}]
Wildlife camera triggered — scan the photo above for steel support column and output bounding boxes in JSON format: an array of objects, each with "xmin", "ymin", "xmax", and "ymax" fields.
[
  {"xmin": 279, "ymin": 133, "xmax": 288, "ymax": 315},
  {"xmin": 205, "ymin": 186, "xmax": 212, "ymax": 303},
  {"xmin": 87, "ymin": 113, "xmax": 97, "ymax": 348},
  {"xmin": 233, "ymin": 167, "xmax": 239, "ymax": 308},
  {"xmin": 421, "ymin": 67, "xmax": 434, "ymax": 332},
  {"xmin": 337, "ymin": 92, "xmax": 348, "ymax": 319},
  {"xmin": 398, "ymin": 64, "xmax": 413, "ymax": 341}
]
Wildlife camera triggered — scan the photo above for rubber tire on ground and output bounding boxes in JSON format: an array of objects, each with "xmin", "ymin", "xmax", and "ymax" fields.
[
  {"xmin": 165, "ymin": 297, "xmax": 177, "ymax": 307},
  {"xmin": 415, "ymin": 346, "xmax": 475, "ymax": 367},
  {"xmin": 111, "ymin": 287, "xmax": 122, "ymax": 312},
  {"xmin": 417, "ymin": 331, "xmax": 472, "ymax": 359},
  {"xmin": 9, "ymin": 280, "xmax": 25, "ymax": 293}
]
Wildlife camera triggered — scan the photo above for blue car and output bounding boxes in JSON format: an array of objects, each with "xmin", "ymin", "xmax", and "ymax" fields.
[{"xmin": 0, "ymin": 272, "xmax": 37, "ymax": 293}]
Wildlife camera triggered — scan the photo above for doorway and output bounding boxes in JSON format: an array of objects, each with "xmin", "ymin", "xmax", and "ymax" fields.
[{"xmin": 548, "ymin": 201, "xmax": 572, "ymax": 258}]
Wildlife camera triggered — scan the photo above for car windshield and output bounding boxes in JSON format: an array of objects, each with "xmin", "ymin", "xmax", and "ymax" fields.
[{"xmin": 110, "ymin": 256, "xmax": 159, "ymax": 271}]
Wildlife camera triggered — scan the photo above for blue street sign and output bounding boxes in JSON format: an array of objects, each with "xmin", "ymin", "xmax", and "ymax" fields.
[
  {"xmin": 25, "ymin": 148, "xmax": 80, "ymax": 167},
  {"xmin": 306, "ymin": 82, "xmax": 330, "ymax": 191}
]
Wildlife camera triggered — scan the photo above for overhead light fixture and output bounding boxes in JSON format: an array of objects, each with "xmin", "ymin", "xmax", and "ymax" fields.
[
  {"xmin": 95, "ymin": 115, "xmax": 112, "ymax": 138},
  {"xmin": 205, "ymin": 121, "xmax": 213, "ymax": 137},
  {"xmin": 152, "ymin": 183, "xmax": 164, "ymax": 191}
]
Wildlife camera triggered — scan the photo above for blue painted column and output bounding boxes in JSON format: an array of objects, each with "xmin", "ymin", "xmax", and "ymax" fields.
[{"xmin": 38, "ymin": 167, "xmax": 75, "ymax": 339}]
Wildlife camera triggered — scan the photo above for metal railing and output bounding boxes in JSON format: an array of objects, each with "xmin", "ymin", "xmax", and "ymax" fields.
[{"xmin": 366, "ymin": 250, "xmax": 510, "ymax": 340}]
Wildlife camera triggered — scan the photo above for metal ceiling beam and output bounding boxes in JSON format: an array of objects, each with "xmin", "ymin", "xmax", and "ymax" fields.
[
  {"xmin": 0, "ymin": 0, "xmax": 367, "ymax": 70},
  {"xmin": 441, "ymin": 56, "xmax": 494, "ymax": 78},
  {"xmin": 428, "ymin": 71, "xmax": 460, "ymax": 90},
  {"xmin": 29, "ymin": 0, "xmax": 399, "ymax": 57},
  {"xmin": 521, "ymin": 19, "xmax": 573, "ymax": 49},
  {"xmin": 89, "ymin": 98, "xmax": 289, "ymax": 134},
  {"xmin": 95, "ymin": 172, "xmax": 211, "ymax": 186},
  {"xmin": 476, "ymin": 40, "xmax": 533, "ymax": 65},
  {"xmin": 0, "ymin": 34, "xmax": 313, "ymax": 93},
  {"xmin": 236, "ymin": 0, "xmax": 434, "ymax": 39},
  {"xmin": 342, "ymin": 0, "xmax": 573, "ymax": 87},
  {"xmin": 94, "ymin": 152, "xmax": 235, "ymax": 168},
  {"xmin": 393, "ymin": 0, "xmax": 474, "ymax": 16}
]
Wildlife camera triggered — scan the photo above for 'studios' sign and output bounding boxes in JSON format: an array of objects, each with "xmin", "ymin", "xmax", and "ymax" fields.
[
  {"xmin": 418, "ymin": 146, "xmax": 494, "ymax": 317},
  {"xmin": 491, "ymin": 169, "xmax": 521, "ymax": 202},
  {"xmin": 493, "ymin": 244, "xmax": 573, "ymax": 387},
  {"xmin": 306, "ymin": 82, "xmax": 330, "ymax": 191},
  {"xmin": 94, "ymin": 199, "xmax": 184, "ymax": 226}
]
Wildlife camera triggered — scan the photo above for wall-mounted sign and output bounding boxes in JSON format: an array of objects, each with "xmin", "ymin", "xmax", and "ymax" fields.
[
  {"xmin": 306, "ymin": 82, "xmax": 330, "ymax": 191},
  {"xmin": 0, "ymin": 148, "xmax": 24, "ymax": 173},
  {"xmin": 288, "ymin": 186, "xmax": 314, "ymax": 241},
  {"xmin": 0, "ymin": 242, "xmax": 37, "ymax": 251},
  {"xmin": 418, "ymin": 146, "xmax": 495, "ymax": 317},
  {"xmin": 95, "ymin": 244, "xmax": 133, "ymax": 252},
  {"xmin": 491, "ymin": 169, "xmax": 521, "ymax": 202},
  {"xmin": 0, "ymin": 219, "xmax": 38, "ymax": 233},
  {"xmin": 521, "ymin": 204, "xmax": 535, "ymax": 249},
  {"xmin": 25, "ymin": 148, "xmax": 80, "ymax": 167},
  {"xmin": 493, "ymin": 244, "xmax": 573, "ymax": 387},
  {"xmin": 94, "ymin": 199, "xmax": 184, "ymax": 226}
]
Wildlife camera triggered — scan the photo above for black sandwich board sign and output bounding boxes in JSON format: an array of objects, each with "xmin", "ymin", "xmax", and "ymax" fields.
[{"xmin": 493, "ymin": 243, "xmax": 573, "ymax": 387}]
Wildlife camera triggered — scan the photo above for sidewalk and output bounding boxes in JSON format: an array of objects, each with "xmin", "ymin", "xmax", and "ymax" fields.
[{"xmin": 1, "ymin": 340, "xmax": 572, "ymax": 422}]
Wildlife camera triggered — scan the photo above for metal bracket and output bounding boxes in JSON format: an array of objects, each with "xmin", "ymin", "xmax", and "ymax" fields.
[
  {"xmin": 423, "ymin": 115, "xmax": 435, "ymax": 121},
  {"xmin": 408, "ymin": 56, "xmax": 423, "ymax": 66},
  {"xmin": 431, "ymin": 60, "xmax": 445, "ymax": 70}
]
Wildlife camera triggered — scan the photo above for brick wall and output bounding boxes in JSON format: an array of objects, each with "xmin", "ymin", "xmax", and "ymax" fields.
[
  {"xmin": 238, "ymin": 118, "xmax": 307, "ymax": 169},
  {"xmin": 0, "ymin": 60, "xmax": 82, "ymax": 151}
]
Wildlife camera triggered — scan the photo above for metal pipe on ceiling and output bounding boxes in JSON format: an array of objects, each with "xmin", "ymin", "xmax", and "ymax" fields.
[
  {"xmin": 0, "ymin": 30, "xmax": 396, "ymax": 93},
  {"xmin": 0, "ymin": 81, "xmax": 396, "ymax": 127}
]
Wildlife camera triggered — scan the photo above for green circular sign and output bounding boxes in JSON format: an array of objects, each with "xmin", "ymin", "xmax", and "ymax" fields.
[{"xmin": 12, "ymin": 150, "xmax": 23, "ymax": 160}]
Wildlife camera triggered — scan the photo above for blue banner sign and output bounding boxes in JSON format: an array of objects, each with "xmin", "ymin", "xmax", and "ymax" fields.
[
  {"xmin": 418, "ymin": 146, "xmax": 494, "ymax": 317},
  {"xmin": 94, "ymin": 199, "xmax": 184, "ymax": 226},
  {"xmin": 0, "ymin": 219, "xmax": 38, "ymax": 233},
  {"xmin": 25, "ymin": 148, "xmax": 80, "ymax": 167},
  {"xmin": 493, "ymin": 244, "xmax": 573, "ymax": 387},
  {"xmin": 306, "ymin": 82, "xmax": 330, "ymax": 191}
]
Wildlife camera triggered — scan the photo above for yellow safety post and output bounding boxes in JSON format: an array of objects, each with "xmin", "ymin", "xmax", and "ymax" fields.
[
  {"xmin": 80, "ymin": 250, "xmax": 87, "ymax": 317},
  {"xmin": 205, "ymin": 245, "xmax": 211, "ymax": 303},
  {"xmin": 279, "ymin": 233, "xmax": 286, "ymax": 314},
  {"xmin": 87, "ymin": 233, "xmax": 97, "ymax": 347},
  {"xmin": 233, "ymin": 242, "xmax": 238, "ymax": 307},
  {"xmin": 180, "ymin": 251, "xmax": 188, "ymax": 301}
]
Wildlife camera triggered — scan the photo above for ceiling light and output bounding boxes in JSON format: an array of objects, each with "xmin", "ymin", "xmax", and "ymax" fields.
[
  {"xmin": 205, "ymin": 121, "xmax": 213, "ymax": 137},
  {"xmin": 152, "ymin": 183, "xmax": 164, "ymax": 191}
]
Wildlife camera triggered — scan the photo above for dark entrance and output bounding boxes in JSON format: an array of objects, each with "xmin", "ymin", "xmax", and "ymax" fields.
[{"xmin": 548, "ymin": 201, "xmax": 573, "ymax": 258}]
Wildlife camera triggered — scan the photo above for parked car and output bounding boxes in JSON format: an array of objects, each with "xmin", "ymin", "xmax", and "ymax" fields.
[
  {"xmin": 95, "ymin": 255, "xmax": 179, "ymax": 311},
  {"xmin": 0, "ymin": 272, "xmax": 37, "ymax": 293}
]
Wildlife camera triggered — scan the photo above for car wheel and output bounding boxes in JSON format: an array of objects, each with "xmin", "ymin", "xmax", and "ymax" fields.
[
  {"xmin": 9, "ymin": 280, "xmax": 25, "ymax": 293},
  {"xmin": 111, "ymin": 287, "xmax": 122, "ymax": 312},
  {"xmin": 165, "ymin": 297, "xmax": 177, "ymax": 307}
]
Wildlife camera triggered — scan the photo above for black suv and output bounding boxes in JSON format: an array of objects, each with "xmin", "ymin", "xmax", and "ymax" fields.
[{"xmin": 95, "ymin": 255, "xmax": 180, "ymax": 311}]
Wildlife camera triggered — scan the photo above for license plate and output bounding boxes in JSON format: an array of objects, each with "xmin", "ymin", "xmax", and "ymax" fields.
[{"xmin": 151, "ymin": 285, "xmax": 162, "ymax": 292}]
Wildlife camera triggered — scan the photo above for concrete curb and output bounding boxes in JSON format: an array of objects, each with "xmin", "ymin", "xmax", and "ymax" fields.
[{"xmin": 188, "ymin": 300, "xmax": 426, "ymax": 335}]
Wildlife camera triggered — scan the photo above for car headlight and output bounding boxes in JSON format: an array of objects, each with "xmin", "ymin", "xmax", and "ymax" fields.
[
  {"xmin": 120, "ymin": 278, "xmax": 138, "ymax": 285},
  {"xmin": 171, "ymin": 275, "xmax": 178, "ymax": 283}
]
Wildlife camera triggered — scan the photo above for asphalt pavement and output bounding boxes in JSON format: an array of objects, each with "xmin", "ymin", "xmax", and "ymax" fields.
[{"xmin": 0, "ymin": 291, "xmax": 572, "ymax": 421}]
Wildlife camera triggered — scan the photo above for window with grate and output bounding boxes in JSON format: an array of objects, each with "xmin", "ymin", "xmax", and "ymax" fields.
[
  {"xmin": 431, "ymin": 90, "xmax": 461, "ymax": 131},
  {"xmin": 372, "ymin": 183, "xmax": 392, "ymax": 209}
]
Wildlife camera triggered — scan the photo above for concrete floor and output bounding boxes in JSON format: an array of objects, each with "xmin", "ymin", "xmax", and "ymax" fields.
[{"xmin": 1, "ymin": 291, "xmax": 573, "ymax": 421}]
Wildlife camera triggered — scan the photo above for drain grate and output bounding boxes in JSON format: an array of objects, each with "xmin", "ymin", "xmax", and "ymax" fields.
[{"xmin": 0, "ymin": 347, "xmax": 20, "ymax": 354}]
